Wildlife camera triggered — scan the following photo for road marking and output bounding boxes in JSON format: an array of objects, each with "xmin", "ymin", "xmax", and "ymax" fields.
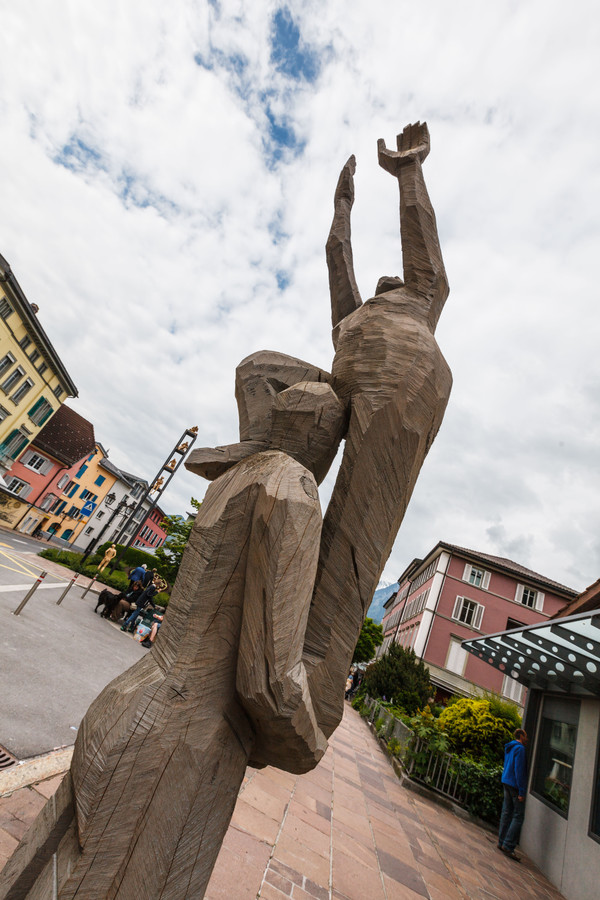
[
  {"xmin": 0, "ymin": 582, "xmax": 67, "ymax": 592},
  {"xmin": 14, "ymin": 540, "xmax": 29, "ymax": 545}
]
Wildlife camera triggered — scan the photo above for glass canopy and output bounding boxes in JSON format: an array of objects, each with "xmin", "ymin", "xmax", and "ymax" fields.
[{"xmin": 462, "ymin": 610, "xmax": 600, "ymax": 696}]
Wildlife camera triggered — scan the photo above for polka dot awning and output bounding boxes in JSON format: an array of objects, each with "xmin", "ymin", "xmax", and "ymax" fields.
[{"xmin": 462, "ymin": 610, "xmax": 600, "ymax": 696}]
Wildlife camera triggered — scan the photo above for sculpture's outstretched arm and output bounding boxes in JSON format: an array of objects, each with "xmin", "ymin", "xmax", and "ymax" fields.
[
  {"xmin": 378, "ymin": 122, "xmax": 449, "ymax": 331},
  {"xmin": 326, "ymin": 155, "xmax": 362, "ymax": 343}
]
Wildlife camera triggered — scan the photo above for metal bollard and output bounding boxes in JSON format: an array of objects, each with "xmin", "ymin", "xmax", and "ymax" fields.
[
  {"xmin": 56, "ymin": 572, "xmax": 79, "ymax": 605},
  {"xmin": 13, "ymin": 571, "xmax": 48, "ymax": 616},
  {"xmin": 81, "ymin": 576, "xmax": 97, "ymax": 600}
]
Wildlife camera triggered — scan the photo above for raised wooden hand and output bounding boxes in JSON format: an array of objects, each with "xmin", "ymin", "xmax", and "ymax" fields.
[{"xmin": 303, "ymin": 122, "xmax": 452, "ymax": 737}]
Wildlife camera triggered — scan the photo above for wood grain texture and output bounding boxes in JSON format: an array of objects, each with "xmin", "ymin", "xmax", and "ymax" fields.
[{"xmin": 1, "ymin": 123, "xmax": 451, "ymax": 899}]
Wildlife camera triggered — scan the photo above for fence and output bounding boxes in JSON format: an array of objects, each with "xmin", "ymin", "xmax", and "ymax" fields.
[
  {"xmin": 405, "ymin": 736, "xmax": 467, "ymax": 804},
  {"xmin": 361, "ymin": 695, "xmax": 468, "ymax": 806}
]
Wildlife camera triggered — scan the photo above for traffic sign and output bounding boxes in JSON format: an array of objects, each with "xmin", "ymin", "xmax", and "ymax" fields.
[{"xmin": 80, "ymin": 501, "xmax": 97, "ymax": 517}]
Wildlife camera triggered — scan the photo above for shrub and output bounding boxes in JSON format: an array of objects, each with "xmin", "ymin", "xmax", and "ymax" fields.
[
  {"xmin": 387, "ymin": 738, "xmax": 402, "ymax": 757},
  {"xmin": 97, "ymin": 542, "xmax": 159, "ymax": 572},
  {"xmin": 374, "ymin": 717, "xmax": 385, "ymax": 734},
  {"xmin": 438, "ymin": 698, "xmax": 514, "ymax": 765},
  {"xmin": 451, "ymin": 757, "xmax": 504, "ymax": 822},
  {"xmin": 362, "ymin": 643, "xmax": 432, "ymax": 715}
]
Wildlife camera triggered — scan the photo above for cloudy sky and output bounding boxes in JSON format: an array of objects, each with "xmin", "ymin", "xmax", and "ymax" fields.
[{"xmin": 1, "ymin": 1, "xmax": 598, "ymax": 593}]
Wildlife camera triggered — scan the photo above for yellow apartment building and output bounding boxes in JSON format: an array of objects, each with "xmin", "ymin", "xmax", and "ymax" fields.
[{"xmin": 0, "ymin": 253, "xmax": 77, "ymax": 477}]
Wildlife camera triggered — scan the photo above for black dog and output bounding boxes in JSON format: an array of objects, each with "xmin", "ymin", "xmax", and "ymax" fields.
[{"xmin": 94, "ymin": 588, "xmax": 125, "ymax": 618}]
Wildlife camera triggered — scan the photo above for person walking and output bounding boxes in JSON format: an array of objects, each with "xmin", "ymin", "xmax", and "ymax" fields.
[{"xmin": 498, "ymin": 728, "xmax": 528, "ymax": 860}]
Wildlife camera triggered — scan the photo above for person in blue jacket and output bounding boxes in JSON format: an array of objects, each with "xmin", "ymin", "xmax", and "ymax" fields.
[{"xmin": 498, "ymin": 728, "xmax": 528, "ymax": 860}]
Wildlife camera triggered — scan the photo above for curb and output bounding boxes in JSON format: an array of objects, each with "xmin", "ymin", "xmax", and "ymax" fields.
[{"xmin": 0, "ymin": 746, "xmax": 73, "ymax": 797}]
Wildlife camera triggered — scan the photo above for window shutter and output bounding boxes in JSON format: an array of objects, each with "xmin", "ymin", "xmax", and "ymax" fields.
[
  {"xmin": 20, "ymin": 484, "xmax": 32, "ymax": 500},
  {"xmin": 535, "ymin": 592, "xmax": 545, "ymax": 612},
  {"xmin": 21, "ymin": 449, "xmax": 34, "ymax": 466},
  {"xmin": 482, "ymin": 571, "xmax": 491, "ymax": 590},
  {"xmin": 515, "ymin": 584, "xmax": 524, "ymax": 604},
  {"xmin": 474, "ymin": 604, "xmax": 484, "ymax": 630},
  {"xmin": 462, "ymin": 563, "xmax": 471, "ymax": 582},
  {"xmin": 452, "ymin": 596, "xmax": 463, "ymax": 620}
]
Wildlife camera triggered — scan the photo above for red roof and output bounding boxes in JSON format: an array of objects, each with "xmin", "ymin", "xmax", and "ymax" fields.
[{"xmin": 33, "ymin": 405, "xmax": 95, "ymax": 466}]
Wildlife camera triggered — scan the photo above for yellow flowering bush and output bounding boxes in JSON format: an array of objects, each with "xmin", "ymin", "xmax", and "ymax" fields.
[{"xmin": 438, "ymin": 698, "xmax": 514, "ymax": 764}]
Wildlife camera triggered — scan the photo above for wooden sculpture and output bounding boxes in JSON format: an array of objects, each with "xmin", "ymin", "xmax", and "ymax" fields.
[{"xmin": 0, "ymin": 123, "xmax": 451, "ymax": 899}]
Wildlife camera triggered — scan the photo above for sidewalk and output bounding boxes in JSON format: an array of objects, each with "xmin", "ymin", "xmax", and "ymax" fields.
[{"xmin": 0, "ymin": 705, "xmax": 564, "ymax": 900}]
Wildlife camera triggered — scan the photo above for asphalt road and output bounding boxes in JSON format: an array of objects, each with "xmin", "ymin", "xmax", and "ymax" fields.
[{"xmin": 0, "ymin": 538, "xmax": 145, "ymax": 760}]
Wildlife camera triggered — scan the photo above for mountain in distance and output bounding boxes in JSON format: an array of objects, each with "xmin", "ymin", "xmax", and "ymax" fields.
[{"xmin": 366, "ymin": 580, "xmax": 399, "ymax": 624}]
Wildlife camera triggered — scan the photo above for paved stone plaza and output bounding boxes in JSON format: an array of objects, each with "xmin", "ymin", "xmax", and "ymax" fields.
[{"xmin": 0, "ymin": 706, "xmax": 565, "ymax": 899}]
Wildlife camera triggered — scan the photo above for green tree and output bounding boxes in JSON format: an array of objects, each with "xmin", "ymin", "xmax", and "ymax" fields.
[
  {"xmin": 153, "ymin": 498, "xmax": 201, "ymax": 583},
  {"xmin": 362, "ymin": 643, "xmax": 432, "ymax": 715},
  {"xmin": 353, "ymin": 617, "xmax": 384, "ymax": 663}
]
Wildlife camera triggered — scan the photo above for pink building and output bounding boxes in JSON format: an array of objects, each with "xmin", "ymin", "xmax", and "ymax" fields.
[
  {"xmin": 3, "ymin": 405, "xmax": 95, "ymax": 534},
  {"xmin": 132, "ymin": 506, "xmax": 167, "ymax": 550},
  {"xmin": 380, "ymin": 541, "xmax": 578, "ymax": 707}
]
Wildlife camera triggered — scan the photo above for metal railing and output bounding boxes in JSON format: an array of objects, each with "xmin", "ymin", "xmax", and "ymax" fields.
[{"xmin": 406, "ymin": 737, "xmax": 467, "ymax": 804}]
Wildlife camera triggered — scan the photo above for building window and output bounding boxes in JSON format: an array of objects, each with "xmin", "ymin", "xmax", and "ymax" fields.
[
  {"xmin": 23, "ymin": 451, "xmax": 51, "ymax": 473},
  {"xmin": 451, "ymin": 596, "xmax": 485, "ymax": 630},
  {"xmin": 462, "ymin": 563, "xmax": 491, "ymax": 590},
  {"xmin": 29, "ymin": 350, "xmax": 39, "ymax": 363},
  {"xmin": 515, "ymin": 584, "xmax": 544, "ymax": 611},
  {"xmin": 532, "ymin": 697, "xmax": 579, "ymax": 816},
  {"xmin": 1, "ymin": 365, "xmax": 24, "ymax": 394},
  {"xmin": 0, "ymin": 428, "xmax": 29, "ymax": 460},
  {"xmin": 591, "ymin": 726, "xmax": 600, "ymax": 840},
  {"xmin": 37, "ymin": 362, "xmax": 47, "ymax": 375},
  {"xmin": 67, "ymin": 505, "xmax": 79, "ymax": 518},
  {"xmin": 507, "ymin": 617, "xmax": 526, "ymax": 630},
  {"xmin": 40, "ymin": 493, "xmax": 57, "ymax": 510},
  {"xmin": 96, "ymin": 511, "xmax": 104, "ymax": 519},
  {"xmin": 446, "ymin": 637, "xmax": 468, "ymax": 675},
  {"xmin": 75, "ymin": 464, "xmax": 87, "ymax": 479},
  {"xmin": 19, "ymin": 335, "xmax": 31, "ymax": 350},
  {"xmin": 94, "ymin": 475, "xmax": 105, "ymax": 486},
  {"xmin": 28, "ymin": 396, "xmax": 53, "ymax": 426},
  {"xmin": 62, "ymin": 529, "xmax": 74, "ymax": 541},
  {"xmin": 5, "ymin": 477, "xmax": 31, "ymax": 498},
  {"xmin": 67, "ymin": 483, "xmax": 78, "ymax": 498},
  {"xmin": 501, "ymin": 675, "xmax": 524, "ymax": 705},
  {"xmin": 0, "ymin": 296, "xmax": 13, "ymax": 319},
  {"xmin": 84, "ymin": 526, "xmax": 93, "ymax": 535},
  {"xmin": 53, "ymin": 385, "xmax": 64, "ymax": 400},
  {"xmin": 51, "ymin": 499, "xmax": 66, "ymax": 514},
  {"xmin": 0, "ymin": 404, "xmax": 10, "ymax": 423},
  {"xmin": 11, "ymin": 377, "xmax": 34, "ymax": 405},
  {"xmin": 0, "ymin": 352, "xmax": 16, "ymax": 378}
]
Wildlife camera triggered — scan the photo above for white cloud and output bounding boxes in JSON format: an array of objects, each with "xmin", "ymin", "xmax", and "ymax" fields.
[{"xmin": 1, "ymin": 1, "xmax": 599, "ymax": 593}]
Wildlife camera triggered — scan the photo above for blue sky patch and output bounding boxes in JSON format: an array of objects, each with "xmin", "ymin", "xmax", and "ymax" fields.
[
  {"xmin": 54, "ymin": 135, "xmax": 105, "ymax": 174},
  {"xmin": 276, "ymin": 270, "xmax": 290, "ymax": 291},
  {"xmin": 270, "ymin": 8, "xmax": 320, "ymax": 83}
]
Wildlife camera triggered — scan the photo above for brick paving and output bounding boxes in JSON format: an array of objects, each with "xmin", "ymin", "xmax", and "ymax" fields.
[{"xmin": 0, "ymin": 706, "xmax": 565, "ymax": 899}]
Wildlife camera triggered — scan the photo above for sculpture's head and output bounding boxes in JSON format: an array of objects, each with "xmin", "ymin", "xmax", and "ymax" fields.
[{"xmin": 186, "ymin": 354, "xmax": 347, "ymax": 485}]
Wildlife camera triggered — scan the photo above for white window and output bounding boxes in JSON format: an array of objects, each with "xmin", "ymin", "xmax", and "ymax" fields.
[
  {"xmin": 6, "ymin": 477, "xmax": 31, "ymax": 498},
  {"xmin": 502, "ymin": 675, "xmax": 524, "ymax": 705},
  {"xmin": 0, "ymin": 404, "xmax": 10, "ymax": 423},
  {"xmin": 11, "ymin": 378, "xmax": 34, "ymax": 405},
  {"xmin": 2, "ymin": 366, "xmax": 25, "ymax": 395},
  {"xmin": 462, "ymin": 563, "xmax": 490, "ymax": 590},
  {"xmin": 22, "ymin": 451, "xmax": 51, "ymax": 474},
  {"xmin": 0, "ymin": 352, "xmax": 16, "ymax": 378},
  {"xmin": 452, "ymin": 596, "xmax": 485, "ymax": 630},
  {"xmin": 56, "ymin": 474, "xmax": 69, "ymax": 490},
  {"xmin": 40, "ymin": 493, "xmax": 57, "ymax": 510},
  {"xmin": 446, "ymin": 637, "xmax": 468, "ymax": 675},
  {"xmin": 515, "ymin": 584, "xmax": 544, "ymax": 611}
]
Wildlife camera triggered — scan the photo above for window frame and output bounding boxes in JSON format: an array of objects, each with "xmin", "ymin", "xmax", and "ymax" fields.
[
  {"xmin": 1, "ymin": 365, "xmax": 25, "ymax": 395},
  {"xmin": 11, "ymin": 377, "xmax": 35, "ymax": 405},
  {"xmin": 0, "ymin": 352, "xmax": 16, "ymax": 379},
  {"xmin": 531, "ymin": 695, "xmax": 579, "ymax": 818},
  {"xmin": 5, "ymin": 476, "xmax": 31, "ymax": 498},
  {"xmin": 451, "ymin": 595, "xmax": 485, "ymax": 630},
  {"xmin": 515, "ymin": 583, "xmax": 545, "ymax": 611},
  {"xmin": 462, "ymin": 562, "xmax": 491, "ymax": 590}
]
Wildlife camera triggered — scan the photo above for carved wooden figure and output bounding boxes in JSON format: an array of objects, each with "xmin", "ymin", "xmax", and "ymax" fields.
[{"xmin": 0, "ymin": 123, "xmax": 451, "ymax": 899}]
